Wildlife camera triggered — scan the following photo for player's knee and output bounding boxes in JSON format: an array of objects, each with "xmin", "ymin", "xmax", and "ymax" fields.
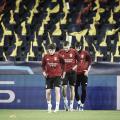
[
  {"xmin": 82, "ymin": 86, "xmax": 86, "ymax": 92},
  {"xmin": 46, "ymin": 89, "xmax": 51, "ymax": 95}
]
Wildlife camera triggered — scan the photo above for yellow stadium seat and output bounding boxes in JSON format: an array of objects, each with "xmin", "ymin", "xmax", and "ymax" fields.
[
  {"xmin": 93, "ymin": 9, "xmax": 100, "ymax": 23},
  {"xmin": 33, "ymin": 0, "xmax": 40, "ymax": 13},
  {"xmin": 29, "ymin": 41, "xmax": 35, "ymax": 57},
  {"xmin": 48, "ymin": 32, "xmax": 52, "ymax": 44},
  {"xmin": 9, "ymin": 10, "xmax": 16, "ymax": 24},
  {"xmin": 10, "ymin": 46, "xmax": 18, "ymax": 57},
  {"xmin": 14, "ymin": 32, "xmax": 22, "ymax": 46},
  {"xmin": 108, "ymin": 10, "xmax": 116, "ymax": 24},
  {"xmin": 89, "ymin": 23, "xmax": 96, "ymax": 35},
  {"xmin": 106, "ymin": 28, "xmax": 119, "ymax": 35},
  {"xmin": 33, "ymin": 32, "xmax": 38, "ymax": 47},
  {"xmin": 21, "ymin": 21, "xmax": 27, "ymax": 35},
  {"xmin": 49, "ymin": 4, "xmax": 60, "ymax": 14},
  {"xmin": 93, "ymin": 0, "xmax": 100, "ymax": 11},
  {"xmin": 0, "ymin": 14, "xmax": 3, "ymax": 21},
  {"xmin": 27, "ymin": 10, "xmax": 34, "ymax": 24},
  {"xmin": 3, "ymin": 52, "xmax": 8, "ymax": 61},
  {"xmin": 38, "ymin": 22, "xmax": 44, "ymax": 35},
  {"xmin": 110, "ymin": 53, "xmax": 114, "ymax": 62},
  {"xmin": 42, "ymin": 42, "xmax": 47, "ymax": 55},
  {"xmin": 92, "ymin": 43, "xmax": 103, "ymax": 62},
  {"xmin": 114, "ymin": 46, "xmax": 120, "ymax": 57},
  {"xmin": 15, "ymin": 0, "xmax": 22, "ymax": 13},
  {"xmin": 1, "ymin": 22, "xmax": 12, "ymax": 35},
  {"xmin": 100, "ymin": 35, "xmax": 107, "ymax": 47},
  {"xmin": 0, "ymin": 35, "xmax": 5, "ymax": 46},
  {"xmin": 52, "ymin": 22, "xmax": 62, "ymax": 36},
  {"xmin": 114, "ymin": 0, "xmax": 120, "ymax": 13}
]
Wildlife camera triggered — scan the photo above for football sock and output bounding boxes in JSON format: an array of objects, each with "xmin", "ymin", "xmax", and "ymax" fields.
[
  {"xmin": 55, "ymin": 102, "xmax": 60, "ymax": 110},
  {"xmin": 70, "ymin": 100, "xmax": 74, "ymax": 109},
  {"xmin": 77, "ymin": 100, "xmax": 81, "ymax": 105},
  {"xmin": 63, "ymin": 97, "xmax": 68, "ymax": 105}
]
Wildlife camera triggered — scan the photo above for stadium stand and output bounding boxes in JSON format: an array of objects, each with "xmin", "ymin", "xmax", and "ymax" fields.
[{"xmin": 0, "ymin": 0, "xmax": 120, "ymax": 62}]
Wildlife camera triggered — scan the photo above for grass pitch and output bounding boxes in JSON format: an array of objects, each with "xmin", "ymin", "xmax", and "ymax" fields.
[{"xmin": 0, "ymin": 110, "xmax": 120, "ymax": 120}]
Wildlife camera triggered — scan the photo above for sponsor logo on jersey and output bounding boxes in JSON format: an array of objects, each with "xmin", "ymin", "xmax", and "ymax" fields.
[
  {"xmin": 70, "ymin": 53, "xmax": 73, "ymax": 57},
  {"xmin": 54, "ymin": 57, "xmax": 57, "ymax": 61}
]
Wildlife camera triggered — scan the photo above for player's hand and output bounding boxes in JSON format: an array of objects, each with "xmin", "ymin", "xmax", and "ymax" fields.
[
  {"xmin": 61, "ymin": 72, "xmax": 66, "ymax": 79},
  {"xmin": 72, "ymin": 65, "xmax": 77, "ymax": 71},
  {"xmin": 43, "ymin": 71, "xmax": 47, "ymax": 77},
  {"xmin": 84, "ymin": 70, "xmax": 88, "ymax": 76}
]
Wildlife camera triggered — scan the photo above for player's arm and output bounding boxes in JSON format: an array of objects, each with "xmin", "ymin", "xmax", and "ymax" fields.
[
  {"xmin": 84, "ymin": 52, "xmax": 92, "ymax": 76},
  {"xmin": 86, "ymin": 51, "xmax": 92, "ymax": 72},
  {"xmin": 41, "ymin": 56, "xmax": 47, "ymax": 77},
  {"xmin": 72, "ymin": 49, "xmax": 80, "ymax": 71},
  {"xmin": 59, "ymin": 55, "xmax": 66, "ymax": 79}
]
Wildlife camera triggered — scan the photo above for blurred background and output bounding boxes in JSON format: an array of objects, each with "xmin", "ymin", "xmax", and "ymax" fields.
[{"xmin": 0, "ymin": 0, "xmax": 120, "ymax": 110}]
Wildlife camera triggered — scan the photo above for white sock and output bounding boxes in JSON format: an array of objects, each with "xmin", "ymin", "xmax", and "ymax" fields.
[
  {"xmin": 47, "ymin": 101, "xmax": 52, "ymax": 108},
  {"xmin": 55, "ymin": 102, "xmax": 60, "ymax": 110},
  {"xmin": 47, "ymin": 101, "xmax": 51, "ymax": 104},
  {"xmin": 80, "ymin": 103, "xmax": 84, "ymax": 107},
  {"xmin": 63, "ymin": 97, "xmax": 68, "ymax": 105},
  {"xmin": 77, "ymin": 100, "xmax": 81, "ymax": 105},
  {"xmin": 70, "ymin": 100, "xmax": 74, "ymax": 109}
]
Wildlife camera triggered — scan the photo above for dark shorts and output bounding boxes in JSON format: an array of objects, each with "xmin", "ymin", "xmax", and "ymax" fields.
[
  {"xmin": 62, "ymin": 70, "xmax": 76, "ymax": 86},
  {"xmin": 76, "ymin": 74, "xmax": 88, "ymax": 87},
  {"xmin": 46, "ymin": 76, "xmax": 61, "ymax": 89}
]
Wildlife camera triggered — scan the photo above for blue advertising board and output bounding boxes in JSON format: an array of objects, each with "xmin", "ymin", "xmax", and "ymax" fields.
[{"xmin": 0, "ymin": 75, "xmax": 117, "ymax": 110}]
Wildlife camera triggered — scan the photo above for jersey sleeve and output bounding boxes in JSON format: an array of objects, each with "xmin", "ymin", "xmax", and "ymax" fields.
[
  {"xmin": 86, "ymin": 51, "xmax": 92, "ymax": 65},
  {"xmin": 41, "ymin": 55, "xmax": 46, "ymax": 71},
  {"xmin": 59, "ymin": 54, "xmax": 65, "ymax": 72},
  {"xmin": 74, "ymin": 49, "xmax": 80, "ymax": 62}
]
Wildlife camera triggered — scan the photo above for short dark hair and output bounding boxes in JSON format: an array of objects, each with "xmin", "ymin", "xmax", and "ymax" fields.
[
  {"xmin": 75, "ymin": 42, "xmax": 82, "ymax": 48},
  {"xmin": 63, "ymin": 41, "xmax": 70, "ymax": 47},
  {"xmin": 47, "ymin": 43, "xmax": 56, "ymax": 50}
]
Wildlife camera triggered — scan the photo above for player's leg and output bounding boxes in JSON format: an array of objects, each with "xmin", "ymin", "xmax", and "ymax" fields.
[
  {"xmin": 62, "ymin": 85, "xmax": 69, "ymax": 111},
  {"xmin": 69, "ymin": 85, "xmax": 75, "ymax": 111},
  {"xmin": 54, "ymin": 77, "xmax": 61, "ymax": 112},
  {"xmin": 75, "ymin": 85, "xmax": 80, "ymax": 101},
  {"xmin": 54, "ymin": 87, "xmax": 60, "ymax": 112},
  {"xmin": 46, "ymin": 78, "xmax": 53, "ymax": 113},
  {"xmin": 80, "ymin": 75, "xmax": 88, "ymax": 111},
  {"xmin": 69, "ymin": 71, "xmax": 76, "ymax": 111},
  {"xmin": 62, "ymin": 73, "xmax": 69, "ymax": 111},
  {"xmin": 46, "ymin": 89, "xmax": 52, "ymax": 113},
  {"xmin": 75, "ymin": 74, "xmax": 81, "ymax": 110}
]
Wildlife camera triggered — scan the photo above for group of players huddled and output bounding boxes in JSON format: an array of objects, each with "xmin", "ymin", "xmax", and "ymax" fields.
[{"xmin": 42, "ymin": 41, "xmax": 92, "ymax": 113}]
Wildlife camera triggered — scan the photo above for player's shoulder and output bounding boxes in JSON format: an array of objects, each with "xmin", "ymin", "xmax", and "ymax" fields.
[
  {"xmin": 43, "ymin": 53, "xmax": 49, "ymax": 58},
  {"xmin": 55, "ymin": 52, "xmax": 62, "ymax": 58},
  {"xmin": 54, "ymin": 52, "xmax": 60, "ymax": 56},
  {"xmin": 81, "ymin": 50, "xmax": 90, "ymax": 55},
  {"xmin": 70, "ymin": 48, "xmax": 77, "ymax": 52},
  {"xmin": 58, "ymin": 49, "xmax": 64, "ymax": 53},
  {"xmin": 83, "ymin": 50, "xmax": 89, "ymax": 54}
]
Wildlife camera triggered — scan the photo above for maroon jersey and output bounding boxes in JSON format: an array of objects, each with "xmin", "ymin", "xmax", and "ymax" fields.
[
  {"xmin": 77, "ymin": 50, "xmax": 92, "ymax": 74},
  {"xmin": 59, "ymin": 48, "xmax": 80, "ymax": 72},
  {"xmin": 42, "ymin": 52, "xmax": 65, "ymax": 78}
]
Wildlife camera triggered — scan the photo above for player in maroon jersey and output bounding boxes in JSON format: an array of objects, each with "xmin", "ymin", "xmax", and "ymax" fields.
[
  {"xmin": 42, "ymin": 43, "xmax": 65, "ymax": 113},
  {"xmin": 59, "ymin": 41, "xmax": 80, "ymax": 111},
  {"xmin": 75, "ymin": 42, "xmax": 92, "ymax": 111}
]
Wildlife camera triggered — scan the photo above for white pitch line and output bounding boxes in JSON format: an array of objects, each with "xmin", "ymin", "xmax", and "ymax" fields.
[{"xmin": 0, "ymin": 81, "xmax": 15, "ymax": 85}]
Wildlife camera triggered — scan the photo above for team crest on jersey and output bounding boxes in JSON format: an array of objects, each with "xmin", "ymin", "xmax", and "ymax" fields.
[
  {"xmin": 54, "ymin": 57, "xmax": 57, "ymax": 61},
  {"xmin": 62, "ymin": 55, "xmax": 64, "ymax": 57},
  {"xmin": 81, "ymin": 54, "xmax": 84, "ymax": 58},
  {"xmin": 70, "ymin": 53, "xmax": 73, "ymax": 57}
]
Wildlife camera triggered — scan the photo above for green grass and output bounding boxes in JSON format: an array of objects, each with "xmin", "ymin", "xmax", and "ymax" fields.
[{"xmin": 0, "ymin": 110, "xmax": 120, "ymax": 120}]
